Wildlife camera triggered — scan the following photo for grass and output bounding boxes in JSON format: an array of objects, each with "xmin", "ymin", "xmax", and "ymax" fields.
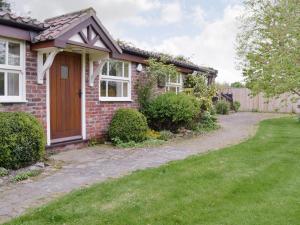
[{"xmin": 5, "ymin": 117, "xmax": 300, "ymax": 225}]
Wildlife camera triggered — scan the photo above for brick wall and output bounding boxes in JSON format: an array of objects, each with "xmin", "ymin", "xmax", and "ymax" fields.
[
  {"xmin": 85, "ymin": 56, "xmax": 139, "ymax": 139},
  {"xmin": 0, "ymin": 42, "xmax": 47, "ymax": 130},
  {"xmin": 0, "ymin": 48, "xmax": 165, "ymax": 144}
]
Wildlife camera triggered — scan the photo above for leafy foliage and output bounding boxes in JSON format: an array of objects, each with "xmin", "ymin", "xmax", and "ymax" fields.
[
  {"xmin": 11, "ymin": 169, "xmax": 42, "ymax": 182},
  {"xmin": 108, "ymin": 109, "xmax": 148, "ymax": 143},
  {"xmin": 158, "ymin": 130, "xmax": 174, "ymax": 141},
  {"xmin": 231, "ymin": 82, "xmax": 244, "ymax": 88},
  {"xmin": 0, "ymin": 167, "xmax": 8, "ymax": 177},
  {"xmin": 184, "ymin": 74, "xmax": 217, "ymax": 111},
  {"xmin": 237, "ymin": 0, "xmax": 300, "ymax": 97},
  {"xmin": 146, "ymin": 92, "xmax": 200, "ymax": 132},
  {"xmin": 136, "ymin": 58, "xmax": 180, "ymax": 113},
  {"xmin": 0, "ymin": 112, "xmax": 45, "ymax": 169},
  {"xmin": 215, "ymin": 100, "xmax": 230, "ymax": 115},
  {"xmin": 232, "ymin": 101, "xmax": 241, "ymax": 112},
  {"xmin": 191, "ymin": 111, "xmax": 219, "ymax": 133},
  {"xmin": 113, "ymin": 138, "xmax": 165, "ymax": 149}
]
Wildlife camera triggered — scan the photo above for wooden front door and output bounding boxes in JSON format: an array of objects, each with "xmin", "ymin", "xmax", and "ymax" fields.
[{"xmin": 50, "ymin": 52, "xmax": 82, "ymax": 142}]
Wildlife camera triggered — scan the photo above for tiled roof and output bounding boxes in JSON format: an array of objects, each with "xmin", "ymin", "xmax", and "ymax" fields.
[
  {"xmin": 119, "ymin": 42, "xmax": 217, "ymax": 74},
  {"xmin": 0, "ymin": 10, "xmax": 47, "ymax": 30},
  {"xmin": 33, "ymin": 8, "xmax": 95, "ymax": 42}
]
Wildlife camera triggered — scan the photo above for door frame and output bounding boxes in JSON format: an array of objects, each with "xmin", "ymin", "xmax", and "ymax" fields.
[{"xmin": 46, "ymin": 51, "xmax": 86, "ymax": 146}]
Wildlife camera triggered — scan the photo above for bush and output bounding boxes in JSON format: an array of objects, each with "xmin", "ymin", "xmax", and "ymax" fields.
[
  {"xmin": 158, "ymin": 130, "xmax": 174, "ymax": 141},
  {"xmin": 109, "ymin": 108, "xmax": 148, "ymax": 143},
  {"xmin": 0, "ymin": 112, "xmax": 45, "ymax": 169},
  {"xmin": 0, "ymin": 167, "xmax": 8, "ymax": 177},
  {"xmin": 146, "ymin": 92, "xmax": 200, "ymax": 132},
  {"xmin": 215, "ymin": 100, "xmax": 230, "ymax": 115},
  {"xmin": 232, "ymin": 101, "xmax": 241, "ymax": 112},
  {"xmin": 189, "ymin": 111, "xmax": 219, "ymax": 133}
]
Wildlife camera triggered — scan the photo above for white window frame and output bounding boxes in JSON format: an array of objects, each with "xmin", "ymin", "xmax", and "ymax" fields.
[
  {"xmin": 99, "ymin": 60, "xmax": 131, "ymax": 101},
  {"xmin": 165, "ymin": 74, "xmax": 183, "ymax": 94},
  {"xmin": 0, "ymin": 37, "xmax": 26, "ymax": 103}
]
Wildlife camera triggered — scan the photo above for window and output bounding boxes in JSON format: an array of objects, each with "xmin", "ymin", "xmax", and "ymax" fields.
[
  {"xmin": 0, "ymin": 37, "xmax": 25, "ymax": 102},
  {"xmin": 165, "ymin": 74, "xmax": 183, "ymax": 94},
  {"xmin": 99, "ymin": 60, "xmax": 131, "ymax": 101}
]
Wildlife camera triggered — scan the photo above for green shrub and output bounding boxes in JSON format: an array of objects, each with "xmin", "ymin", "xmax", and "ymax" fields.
[
  {"xmin": 0, "ymin": 112, "xmax": 45, "ymax": 169},
  {"xmin": 11, "ymin": 169, "xmax": 42, "ymax": 182},
  {"xmin": 113, "ymin": 138, "xmax": 165, "ymax": 148},
  {"xmin": 232, "ymin": 101, "xmax": 241, "ymax": 112},
  {"xmin": 158, "ymin": 130, "xmax": 174, "ymax": 141},
  {"xmin": 146, "ymin": 92, "xmax": 200, "ymax": 131},
  {"xmin": 109, "ymin": 108, "xmax": 148, "ymax": 143},
  {"xmin": 188, "ymin": 111, "xmax": 219, "ymax": 133},
  {"xmin": 0, "ymin": 167, "xmax": 8, "ymax": 177},
  {"xmin": 215, "ymin": 100, "xmax": 230, "ymax": 115}
]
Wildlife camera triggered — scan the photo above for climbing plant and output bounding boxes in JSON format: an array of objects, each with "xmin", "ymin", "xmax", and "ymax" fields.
[{"xmin": 136, "ymin": 58, "xmax": 180, "ymax": 113}]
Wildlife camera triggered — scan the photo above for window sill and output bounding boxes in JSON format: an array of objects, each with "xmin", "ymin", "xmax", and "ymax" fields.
[
  {"xmin": 0, "ymin": 99, "xmax": 28, "ymax": 104},
  {"xmin": 99, "ymin": 98, "xmax": 132, "ymax": 102}
]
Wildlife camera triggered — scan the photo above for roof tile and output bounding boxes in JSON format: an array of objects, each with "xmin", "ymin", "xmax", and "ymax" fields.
[{"xmin": 0, "ymin": 10, "xmax": 47, "ymax": 30}]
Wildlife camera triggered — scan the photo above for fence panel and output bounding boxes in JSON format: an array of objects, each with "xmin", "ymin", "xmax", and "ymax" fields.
[{"xmin": 222, "ymin": 88, "xmax": 300, "ymax": 113}]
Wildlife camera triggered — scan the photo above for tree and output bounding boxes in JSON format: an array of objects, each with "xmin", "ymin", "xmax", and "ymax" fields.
[
  {"xmin": 0, "ymin": 0, "xmax": 11, "ymax": 11},
  {"xmin": 237, "ymin": 0, "xmax": 300, "ymax": 98},
  {"xmin": 231, "ymin": 82, "xmax": 245, "ymax": 88}
]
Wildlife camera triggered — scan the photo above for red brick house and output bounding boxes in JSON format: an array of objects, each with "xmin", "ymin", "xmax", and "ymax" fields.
[{"xmin": 0, "ymin": 8, "xmax": 217, "ymax": 148}]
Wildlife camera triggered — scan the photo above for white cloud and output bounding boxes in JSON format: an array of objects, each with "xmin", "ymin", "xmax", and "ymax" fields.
[
  {"xmin": 10, "ymin": 0, "xmax": 160, "ymax": 36},
  {"xmin": 9, "ymin": 0, "xmax": 243, "ymax": 83},
  {"xmin": 160, "ymin": 1, "xmax": 182, "ymax": 24},
  {"xmin": 130, "ymin": 4, "xmax": 244, "ymax": 83},
  {"xmin": 191, "ymin": 5, "xmax": 206, "ymax": 25}
]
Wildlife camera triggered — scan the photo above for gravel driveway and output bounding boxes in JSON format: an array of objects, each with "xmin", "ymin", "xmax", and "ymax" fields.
[{"xmin": 0, "ymin": 112, "xmax": 282, "ymax": 223}]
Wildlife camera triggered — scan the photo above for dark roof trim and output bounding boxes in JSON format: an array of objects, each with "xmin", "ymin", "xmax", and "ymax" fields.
[
  {"xmin": 0, "ymin": 24, "xmax": 34, "ymax": 41},
  {"xmin": 0, "ymin": 11, "xmax": 47, "ymax": 31},
  {"xmin": 120, "ymin": 45, "xmax": 218, "ymax": 75}
]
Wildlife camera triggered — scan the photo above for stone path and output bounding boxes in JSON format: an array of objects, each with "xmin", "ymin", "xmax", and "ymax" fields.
[{"xmin": 0, "ymin": 112, "xmax": 282, "ymax": 223}]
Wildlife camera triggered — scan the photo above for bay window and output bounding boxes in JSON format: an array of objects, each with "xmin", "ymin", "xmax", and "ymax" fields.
[
  {"xmin": 166, "ymin": 74, "xmax": 183, "ymax": 94},
  {"xmin": 0, "ymin": 37, "xmax": 25, "ymax": 102},
  {"xmin": 99, "ymin": 60, "xmax": 131, "ymax": 101}
]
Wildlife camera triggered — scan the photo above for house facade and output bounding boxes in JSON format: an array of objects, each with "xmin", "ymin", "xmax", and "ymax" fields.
[{"xmin": 0, "ymin": 8, "xmax": 217, "ymax": 148}]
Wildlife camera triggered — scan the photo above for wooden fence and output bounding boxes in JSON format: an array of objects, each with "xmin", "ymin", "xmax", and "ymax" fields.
[{"xmin": 221, "ymin": 88, "xmax": 300, "ymax": 113}]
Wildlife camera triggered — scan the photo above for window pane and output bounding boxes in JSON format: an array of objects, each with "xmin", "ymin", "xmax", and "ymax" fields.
[
  {"xmin": 108, "ymin": 81, "xmax": 122, "ymax": 97},
  {"xmin": 123, "ymin": 82, "xmax": 128, "ymax": 97},
  {"xmin": 109, "ymin": 61, "xmax": 123, "ymax": 77},
  {"xmin": 0, "ymin": 72, "xmax": 4, "ymax": 96},
  {"xmin": 124, "ymin": 62, "xmax": 129, "ymax": 77},
  {"xmin": 0, "ymin": 41, "xmax": 5, "ymax": 64},
  {"xmin": 8, "ymin": 42, "xmax": 20, "ymax": 66},
  {"xmin": 102, "ymin": 62, "xmax": 108, "ymax": 75},
  {"xmin": 61, "ymin": 65, "xmax": 68, "ymax": 79},
  {"xmin": 100, "ymin": 80, "xmax": 106, "ymax": 97},
  {"xmin": 7, "ymin": 72, "xmax": 19, "ymax": 96}
]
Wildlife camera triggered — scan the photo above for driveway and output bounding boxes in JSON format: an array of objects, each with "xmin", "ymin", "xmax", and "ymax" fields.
[{"xmin": 0, "ymin": 112, "xmax": 282, "ymax": 223}]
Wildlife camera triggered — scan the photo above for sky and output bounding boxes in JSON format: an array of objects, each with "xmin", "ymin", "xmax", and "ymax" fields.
[{"xmin": 9, "ymin": 0, "xmax": 244, "ymax": 83}]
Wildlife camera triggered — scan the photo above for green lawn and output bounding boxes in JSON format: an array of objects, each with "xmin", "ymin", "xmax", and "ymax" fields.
[{"xmin": 6, "ymin": 117, "xmax": 300, "ymax": 225}]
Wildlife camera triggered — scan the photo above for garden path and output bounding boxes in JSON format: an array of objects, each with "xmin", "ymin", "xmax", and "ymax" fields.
[{"xmin": 0, "ymin": 112, "xmax": 282, "ymax": 223}]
